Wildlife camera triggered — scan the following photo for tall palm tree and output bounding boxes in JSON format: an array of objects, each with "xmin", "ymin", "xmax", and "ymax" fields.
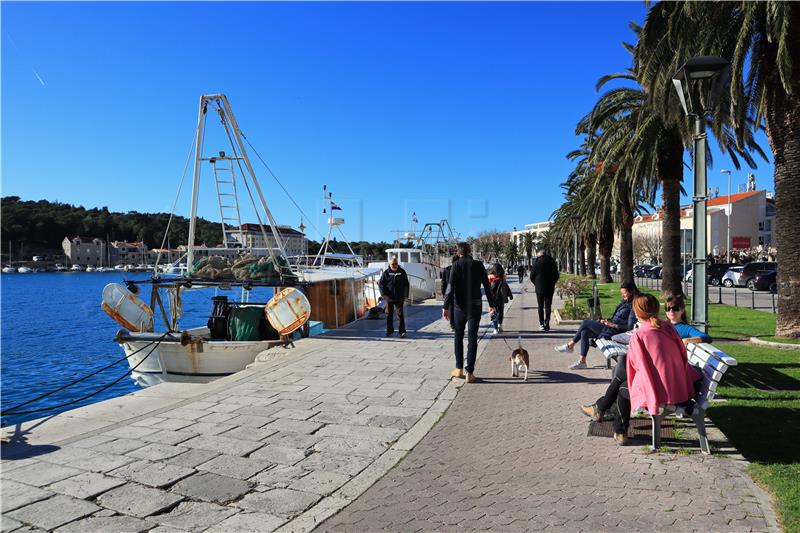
[
  {"xmin": 637, "ymin": 2, "xmax": 799, "ymax": 335},
  {"xmin": 522, "ymin": 232, "xmax": 534, "ymax": 266}
]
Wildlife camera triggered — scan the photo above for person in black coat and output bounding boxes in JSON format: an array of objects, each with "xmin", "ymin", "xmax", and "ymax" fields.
[
  {"xmin": 530, "ymin": 249, "xmax": 559, "ymax": 331},
  {"xmin": 379, "ymin": 256, "xmax": 410, "ymax": 337},
  {"xmin": 440, "ymin": 255, "xmax": 459, "ymax": 329},
  {"xmin": 443, "ymin": 242, "xmax": 495, "ymax": 383}
]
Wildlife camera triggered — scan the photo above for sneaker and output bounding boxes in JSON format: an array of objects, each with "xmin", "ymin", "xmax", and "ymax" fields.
[
  {"xmin": 613, "ymin": 433, "xmax": 628, "ymax": 446},
  {"xmin": 539, "ymin": 325, "xmax": 546, "ymax": 331},
  {"xmin": 580, "ymin": 404, "xmax": 603, "ymax": 422},
  {"xmin": 554, "ymin": 343, "xmax": 573, "ymax": 353},
  {"xmin": 400, "ymin": 332, "xmax": 407, "ymax": 338},
  {"xmin": 544, "ymin": 324, "xmax": 550, "ymax": 332},
  {"xmin": 497, "ymin": 325, "xmax": 503, "ymax": 333},
  {"xmin": 465, "ymin": 372, "xmax": 476, "ymax": 383},
  {"xmin": 490, "ymin": 328, "xmax": 498, "ymax": 335},
  {"xmin": 568, "ymin": 361, "xmax": 588, "ymax": 370},
  {"xmin": 450, "ymin": 368, "xmax": 465, "ymax": 379}
]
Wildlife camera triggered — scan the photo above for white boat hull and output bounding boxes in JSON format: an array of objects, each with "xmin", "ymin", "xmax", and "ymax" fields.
[{"xmin": 120, "ymin": 333, "xmax": 281, "ymax": 387}]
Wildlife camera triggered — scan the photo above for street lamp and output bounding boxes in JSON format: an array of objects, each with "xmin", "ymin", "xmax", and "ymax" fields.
[
  {"xmin": 720, "ymin": 169, "xmax": 732, "ymax": 263},
  {"xmin": 673, "ymin": 56, "xmax": 730, "ymax": 333},
  {"xmin": 570, "ymin": 215, "xmax": 580, "ymax": 275}
]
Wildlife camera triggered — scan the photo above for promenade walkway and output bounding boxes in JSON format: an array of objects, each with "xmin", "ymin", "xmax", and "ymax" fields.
[{"xmin": 321, "ymin": 281, "xmax": 779, "ymax": 532}]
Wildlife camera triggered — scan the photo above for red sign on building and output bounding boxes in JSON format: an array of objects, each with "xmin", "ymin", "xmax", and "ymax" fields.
[{"xmin": 732, "ymin": 237, "xmax": 752, "ymax": 249}]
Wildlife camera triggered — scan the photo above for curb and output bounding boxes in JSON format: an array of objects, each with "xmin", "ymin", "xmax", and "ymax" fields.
[{"xmin": 749, "ymin": 336, "xmax": 800, "ymax": 350}]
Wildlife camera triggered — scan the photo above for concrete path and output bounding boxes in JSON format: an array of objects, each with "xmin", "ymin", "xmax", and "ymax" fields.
[
  {"xmin": 1, "ymin": 298, "xmax": 493, "ymax": 532},
  {"xmin": 320, "ymin": 281, "xmax": 779, "ymax": 532}
]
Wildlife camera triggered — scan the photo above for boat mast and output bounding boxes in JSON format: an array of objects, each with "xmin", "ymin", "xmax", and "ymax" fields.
[
  {"xmin": 186, "ymin": 96, "xmax": 208, "ymax": 272},
  {"xmin": 313, "ymin": 186, "xmax": 334, "ymax": 267}
]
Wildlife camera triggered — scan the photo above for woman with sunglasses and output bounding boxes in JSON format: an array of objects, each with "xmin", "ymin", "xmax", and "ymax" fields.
[{"xmin": 581, "ymin": 293, "xmax": 706, "ymax": 445}]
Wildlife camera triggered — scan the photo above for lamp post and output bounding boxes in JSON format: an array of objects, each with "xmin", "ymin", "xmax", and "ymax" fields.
[
  {"xmin": 672, "ymin": 56, "xmax": 730, "ymax": 333},
  {"xmin": 720, "ymin": 169, "xmax": 732, "ymax": 263}
]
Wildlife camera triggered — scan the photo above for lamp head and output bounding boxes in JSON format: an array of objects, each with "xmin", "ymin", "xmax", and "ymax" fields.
[{"xmin": 672, "ymin": 56, "xmax": 730, "ymax": 116}]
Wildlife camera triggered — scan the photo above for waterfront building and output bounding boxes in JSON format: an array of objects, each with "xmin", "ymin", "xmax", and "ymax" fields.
[
  {"xmin": 510, "ymin": 221, "xmax": 552, "ymax": 250},
  {"xmin": 61, "ymin": 236, "xmax": 106, "ymax": 266},
  {"xmin": 110, "ymin": 241, "xmax": 149, "ymax": 265},
  {"xmin": 230, "ymin": 223, "xmax": 308, "ymax": 257}
]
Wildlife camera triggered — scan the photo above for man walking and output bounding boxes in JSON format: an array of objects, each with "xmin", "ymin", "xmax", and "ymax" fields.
[
  {"xmin": 443, "ymin": 242, "xmax": 495, "ymax": 383},
  {"xmin": 379, "ymin": 256, "xmax": 410, "ymax": 337},
  {"xmin": 440, "ymin": 255, "xmax": 459, "ymax": 329},
  {"xmin": 530, "ymin": 249, "xmax": 559, "ymax": 331}
]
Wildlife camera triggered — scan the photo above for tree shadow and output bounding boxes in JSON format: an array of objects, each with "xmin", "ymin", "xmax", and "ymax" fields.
[
  {"xmin": 708, "ymin": 405, "xmax": 800, "ymax": 464},
  {"xmin": 723, "ymin": 362, "xmax": 800, "ymax": 392}
]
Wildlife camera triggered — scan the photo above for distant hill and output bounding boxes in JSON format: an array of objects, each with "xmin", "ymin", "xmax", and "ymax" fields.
[{"xmin": 1, "ymin": 196, "xmax": 224, "ymax": 259}]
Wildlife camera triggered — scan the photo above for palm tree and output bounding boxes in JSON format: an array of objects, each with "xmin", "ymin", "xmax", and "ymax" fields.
[
  {"xmin": 637, "ymin": 2, "xmax": 798, "ymax": 334},
  {"xmin": 523, "ymin": 232, "xmax": 534, "ymax": 266}
]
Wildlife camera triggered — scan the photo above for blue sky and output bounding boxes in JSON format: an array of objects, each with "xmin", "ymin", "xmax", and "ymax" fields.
[{"xmin": 2, "ymin": 1, "xmax": 774, "ymax": 244}]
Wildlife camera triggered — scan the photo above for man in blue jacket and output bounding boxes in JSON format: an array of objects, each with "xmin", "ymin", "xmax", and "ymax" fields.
[
  {"xmin": 554, "ymin": 281, "xmax": 638, "ymax": 370},
  {"xmin": 379, "ymin": 256, "xmax": 410, "ymax": 337}
]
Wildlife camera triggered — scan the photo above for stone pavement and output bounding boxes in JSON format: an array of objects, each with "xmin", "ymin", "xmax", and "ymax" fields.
[
  {"xmin": 1, "ymin": 297, "xmax": 494, "ymax": 532},
  {"xmin": 320, "ymin": 280, "xmax": 780, "ymax": 533}
]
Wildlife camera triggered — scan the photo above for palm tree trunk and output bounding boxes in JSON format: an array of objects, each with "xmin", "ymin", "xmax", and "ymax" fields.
[
  {"xmin": 586, "ymin": 233, "xmax": 597, "ymax": 279},
  {"xmin": 659, "ymin": 134, "xmax": 685, "ymax": 297},
  {"xmin": 618, "ymin": 192, "xmax": 635, "ymax": 286},
  {"xmin": 598, "ymin": 224, "xmax": 614, "ymax": 283},
  {"xmin": 765, "ymin": 40, "xmax": 800, "ymax": 337},
  {"xmin": 579, "ymin": 238, "xmax": 586, "ymax": 276}
]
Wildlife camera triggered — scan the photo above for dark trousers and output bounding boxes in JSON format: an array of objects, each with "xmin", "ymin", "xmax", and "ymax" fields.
[
  {"xmin": 536, "ymin": 291, "xmax": 554, "ymax": 327},
  {"xmin": 386, "ymin": 300, "xmax": 405, "ymax": 334},
  {"xmin": 491, "ymin": 301, "xmax": 505, "ymax": 329},
  {"xmin": 453, "ymin": 303, "xmax": 482, "ymax": 373},
  {"xmin": 596, "ymin": 354, "xmax": 630, "ymax": 434},
  {"xmin": 572, "ymin": 319, "xmax": 606, "ymax": 357}
]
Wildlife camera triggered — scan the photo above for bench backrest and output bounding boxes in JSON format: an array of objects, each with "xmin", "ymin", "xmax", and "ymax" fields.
[
  {"xmin": 596, "ymin": 338, "xmax": 628, "ymax": 360},
  {"xmin": 686, "ymin": 342, "xmax": 738, "ymax": 410}
]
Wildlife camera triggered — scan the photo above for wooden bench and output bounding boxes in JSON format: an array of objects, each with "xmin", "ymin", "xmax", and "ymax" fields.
[{"xmin": 595, "ymin": 339, "xmax": 738, "ymax": 454}]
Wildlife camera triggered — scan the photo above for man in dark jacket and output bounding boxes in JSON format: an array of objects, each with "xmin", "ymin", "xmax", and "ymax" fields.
[
  {"xmin": 379, "ymin": 256, "xmax": 410, "ymax": 337},
  {"xmin": 440, "ymin": 255, "xmax": 459, "ymax": 329},
  {"xmin": 443, "ymin": 242, "xmax": 495, "ymax": 383},
  {"xmin": 530, "ymin": 249, "xmax": 559, "ymax": 331},
  {"xmin": 554, "ymin": 281, "xmax": 638, "ymax": 370}
]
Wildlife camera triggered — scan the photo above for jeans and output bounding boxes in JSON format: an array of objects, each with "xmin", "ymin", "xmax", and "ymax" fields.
[
  {"xmin": 596, "ymin": 354, "xmax": 630, "ymax": 434},
  {"xmin": 453, "ymin": 302, "xmax": 482, "ymax": 373},
  {"xmin": 536, "ymin": 291, "xmax": 554, "ymax": 328},
  {"xmin": 491, "ymin": 301, "xmax": 505, "ymax": 330},
  {"xmin": 571, "ymin": 319, "xmax": 605, "ymax": 357},
  {"xmin": 386, "ymin": 300, "xmax": 405, "ymax": 335}
]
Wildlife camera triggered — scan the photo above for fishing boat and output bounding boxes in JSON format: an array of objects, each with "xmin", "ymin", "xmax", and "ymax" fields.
[
  {"xmin": 368, "ymin": 219, "xmax": 459, "ymax": 301},
  {"xmin": 2, "ymin": 267, "xmax": 16, "ymax": 273},
  {"xmin": 16, "ymin": 266, "xmax": 33, "ymax": 274},
  {"xmin": 103, "ymin": 94, "xmax": 373, "ymax": 387},
  {"xmin": 70, "ymin": 264, "xmax": 85, "ymax": 272}
]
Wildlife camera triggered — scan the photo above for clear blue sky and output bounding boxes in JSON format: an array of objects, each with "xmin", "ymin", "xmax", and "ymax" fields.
[{"xmin": 2, "ymin": 1, "xmax": 774, "ymax": 244}]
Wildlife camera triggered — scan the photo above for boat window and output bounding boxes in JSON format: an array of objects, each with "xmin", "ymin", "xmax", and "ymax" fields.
[
  {"xmin": 399, "ymin": 252, "xmax": 409, "ymax": 263},
  {"xmin": 409, "ymin": 252, "xmax": 421, "ymax": 263}
]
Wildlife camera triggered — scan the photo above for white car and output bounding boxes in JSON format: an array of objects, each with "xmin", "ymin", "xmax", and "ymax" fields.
[{"xmin": 721, "ymin": 266, "xmax": 744, "ymax": 287}]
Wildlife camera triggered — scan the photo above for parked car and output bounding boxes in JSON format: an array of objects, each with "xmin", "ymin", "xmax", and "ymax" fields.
[
  {"xmin": 634, "ymin": 264, "xmax": 653, "ymax": 277},
  {"xmin": 739, "ymin": 262, "xmax": 777, "ymax": 288},
  {"xmin": 645, "ymin": 265, "xmax": 663, "ymax": 279},
  {"xmin": 721, "ymin": 266, "xmax": 745, "ymax": 287},
  {"xmin": 707, "ymin": 263, "xmax": 736, "ymax": 286},
  {"xmin": 749, "ymin": 270, "xmax": 778, "ymax": 293}
]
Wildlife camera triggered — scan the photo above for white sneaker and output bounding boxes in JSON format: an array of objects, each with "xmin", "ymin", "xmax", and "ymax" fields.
[
  {"xmin": 497, "ymin": 325, "xmax": 503, "ymax": 333},
  {"xmin": 568, "ymin": 361, "xmax": 588, "ymax": 370},
  {"xmin": 554, "ymin": 343, "xmax": 573, "ymax": 353},
  {"xmin": 490, "ymin": 328, "xmax": 498, "ymax": 335},
  {"xmin": 539, "ymin": 325, "xmax": 546, "ymax": 331}
]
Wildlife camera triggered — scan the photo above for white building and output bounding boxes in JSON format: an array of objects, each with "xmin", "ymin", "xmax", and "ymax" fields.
[
  {"xmin": 510, "ymin": 221, "xmax": 551, "ymax": 250},
  {"xmin": 62, "ymin": 236, "xmax": 106, "ymax": 266},
  {"xmin": 230, "ymin": 223, "xmax": 307, "ymax": 257}
]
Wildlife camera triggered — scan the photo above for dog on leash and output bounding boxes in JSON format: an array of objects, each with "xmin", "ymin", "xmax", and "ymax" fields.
[{"xmin": 510, "ymin": 336, "xmax": 530, "ymax": 381}]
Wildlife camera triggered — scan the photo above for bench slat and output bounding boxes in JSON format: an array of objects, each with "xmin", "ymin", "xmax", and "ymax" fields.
[{"xmin": 692, "ymin": 342, "xmax": 738, "ymax": 367}]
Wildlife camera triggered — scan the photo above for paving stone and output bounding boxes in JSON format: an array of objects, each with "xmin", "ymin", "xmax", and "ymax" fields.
[
  {"xmin": 265, "ymin": 432, "xmax": 322, "ymax": 449},
  {"xmin": 39, "ymin": 447, "xmax": 136, "ymax": 473},
  {"xmin": 109, "ymin": 460, "xmax": 195, "ymax": 488},
  {"xmin": 7, "ymin": 495, "xmax": 100, "ymax": 530},
  {"xmin": 1, "ymin": 514, "xmax": 23, "ymax": 532},
  {"xmin": 91, "ymin": 438, "xmax": 149, "ymax": 455},
  {"xmin": 296, "ymin": 452, "xmax": 371, "ymax": 476},
  {"xmin": 197, "ymin": 454, "xmax": 272, "ymax": 480},
  {"xmin": 205, "ymin": 512, "xmax": 286, "ymax": 533},
  {"xmin": 220, "ymin": 426, "xmax": 279, "ymax": 442},
  {"xmin": 181, "ymin": 434, "xmax": 263, "ymax": 457},
  {"xmin": 180, "ymin": 422, "xmax": 238, "ymax": 436},
  {"xmin": 249, "ymin": 444, "xmax": 309, "ymax": 465},
  {"xmin": 250, "ymin": 465, "xmax": 308, "ymax": 489},
  {"xmin": 69, "ymin": 435, "xmax": 117, "ymax": 449},
  {"xmin": 236, "ymin": 488, "xmax": 321, "ymax": 518},
  {"xmin": 313, "ymin": 436, "xmax": 389, "ymax": 457},
  {"xmin": 263, "ymin": 418, "xmax": 323, "ymax": 435},
  {"xmin": 288, "ymin": 470, "xmax": 350, "ymax": 496},
  {"xmin": 197, "ymin": 411, "xmax": 240, "ymax": 424},
  {"xmin": 170, "ymin": 472, "xmax": 252, "ymax": 504},
  {"xmin": 272, "ymin": 408, "xmax": 320, "ymax": 421},
  {"xmin": 140, "ymin": 430, "xmax": 196, "ymax": 446},
  {"xmin": 224, "ymin": 414, "xmax": 275, "ymax": 428},
  {"xmin": 2, "ymin": 462, "xmax": 83, "ymax": 487},
  {"xmin": 47, "ymin": 471, "xmax": 126, "ymax": 499},
  {"xmin": 127, "ymin": 443, "xmax": 188, "ymax": 461},
  {"xmin": 151, "ymin": 501, "xmax": 238, "ymax": 531},
  {"xmin": 0, "ymin": 480, "xmax": 54, "ymax": 512},
  {"xmin": 96, "ymin": 482, "xmax": 183, "ymax": 518},
  {"xmin": 163, "ymin": 448, "xmax": 220, "ymax": 469},
  {"xmin": 102, "ymin": 426, "xmax": 159, "ymax": 440},
  {"xmin": 53, "ymin": 515, "xmax": 151, "ymax": 533}
]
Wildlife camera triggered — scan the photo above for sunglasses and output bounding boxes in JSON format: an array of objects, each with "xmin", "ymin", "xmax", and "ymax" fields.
[{"xmin": 665, "ymin": 306, "xmax": 683, "ymax": 312}]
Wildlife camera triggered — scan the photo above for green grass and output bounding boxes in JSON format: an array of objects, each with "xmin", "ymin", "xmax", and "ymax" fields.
[
  {"xmin": 761, "ymin": 336, "xmax": 800, "ymax": 345},
  {"xmin": 708, "ymin": 343, "xmax": 800, "ymax": 533}
]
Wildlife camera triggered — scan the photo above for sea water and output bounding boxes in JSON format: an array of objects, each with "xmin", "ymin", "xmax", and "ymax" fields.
[{"xmin": 1, "ymin": 272, "xmax": 281, "ymax": 427}]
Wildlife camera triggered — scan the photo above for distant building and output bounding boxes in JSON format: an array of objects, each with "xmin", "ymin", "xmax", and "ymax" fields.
[
  {"xmin": 230, "ymin": 223, "xmax": 308, "ymax": 257},
  {"xmin": 110, "ymin": 241, "xmax": 149, "ymax": 266},
  {"xmin": 510, "ymin": 221, "xmax": 552, "ymax": 257},
  {"xmin": 62, "ymin": 237, "xmax": 106, "ymax": 266}
]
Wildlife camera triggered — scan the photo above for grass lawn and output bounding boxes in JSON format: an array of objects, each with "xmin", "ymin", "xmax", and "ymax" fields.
[
  {"xmin": 709, "ymin": 343, "xmax": 800, "ymax": 533},
  {"xmin": 761, "ymin": 336, "xmax": 800, "ymax": 345},
  {"xmin": 564, "ymin": 276, "xmax": 799, "ymax": 531}
]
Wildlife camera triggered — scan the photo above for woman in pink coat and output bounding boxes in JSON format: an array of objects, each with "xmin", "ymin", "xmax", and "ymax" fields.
[{"xmin": 617, "ymin": 294, "xmax": 701, "ymax": 444}]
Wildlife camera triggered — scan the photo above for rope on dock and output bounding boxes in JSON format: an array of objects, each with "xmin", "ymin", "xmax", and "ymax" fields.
[{"xmin": 2, "ymin": 333, "xmax": 168, "ymax": 417}]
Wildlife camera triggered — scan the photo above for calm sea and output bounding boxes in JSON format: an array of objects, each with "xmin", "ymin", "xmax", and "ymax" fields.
[{"xmin": 1, "ymin": 272, "xmax": 279, "ymax": 427}]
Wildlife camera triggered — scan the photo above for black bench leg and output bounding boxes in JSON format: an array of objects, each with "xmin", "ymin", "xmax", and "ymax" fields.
[
  {"xmin": 692, "ymin": 409, "xmax": 711, "ymax": 454},
  {"xmin": 651, "ymin": 414, "xmax": 662, "ymax": 449}
]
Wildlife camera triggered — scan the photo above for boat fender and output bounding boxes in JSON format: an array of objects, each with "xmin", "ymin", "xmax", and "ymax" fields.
[{"xmin": 101, "ymin": 283, "xmax": 154, "ymax": 333}]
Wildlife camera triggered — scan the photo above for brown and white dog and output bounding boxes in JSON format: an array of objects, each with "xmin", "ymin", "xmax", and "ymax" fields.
[{"xmin": 510, "ymin": 336, "xmax": 530, "ymax": 381}]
